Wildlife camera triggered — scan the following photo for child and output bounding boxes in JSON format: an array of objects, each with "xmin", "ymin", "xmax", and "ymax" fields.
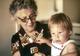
[{"xmin": 48, "ymin": 13, "xmax": 79, "ymax": 56}]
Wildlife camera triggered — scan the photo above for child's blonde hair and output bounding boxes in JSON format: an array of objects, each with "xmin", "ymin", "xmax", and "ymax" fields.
[{"xmin": 48, "ymin": 13, "xmax": 72, "ymax": 32}]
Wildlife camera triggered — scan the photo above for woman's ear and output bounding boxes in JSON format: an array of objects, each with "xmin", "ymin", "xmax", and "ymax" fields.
[
  {"xmin": 11, "ymin": 15, "xmax": 17, "ymax": 21},
  {"xmin": 11, "ymin": 15, "xmax": 14, "ymax": 20}
]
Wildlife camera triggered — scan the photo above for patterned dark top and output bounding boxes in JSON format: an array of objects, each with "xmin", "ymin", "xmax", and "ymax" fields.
[{"xmin": 11, "ymin": 21, "xmax": 51, "ymax": 56}]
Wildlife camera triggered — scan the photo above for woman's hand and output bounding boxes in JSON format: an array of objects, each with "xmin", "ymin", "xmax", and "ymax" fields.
[
  {"xmin": 33, "ymin": 52, "xmax": 46, "ymax": 56},
  {"xmin": 13, "ymin": 51, "xmax": 20, "ymax": 56}
]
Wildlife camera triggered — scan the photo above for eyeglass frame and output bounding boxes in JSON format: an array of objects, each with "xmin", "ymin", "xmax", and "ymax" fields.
[{"xmin": 15, "ymin": 14, "xmax": 37, "ymax": 22}]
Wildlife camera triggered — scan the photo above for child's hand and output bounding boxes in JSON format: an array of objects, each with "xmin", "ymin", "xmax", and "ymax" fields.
[
  {"xmin": 36, "ymin": 38, "xmax": 47, "ymax": 44},
  {"xmin": 36, "ymin": 37, "xmax": 51, "ymax": 46},
  {"xmin": 36, "ymin": 38, "xmax": 52, "ymax": 47}
]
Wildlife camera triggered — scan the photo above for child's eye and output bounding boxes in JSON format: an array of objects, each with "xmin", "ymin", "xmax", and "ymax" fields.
[
  {"xmin": 52, "ymin": 33, "xmax": 55, "ymax": 35},
  {"xmin": 59, "ymin": 32, "xmax": 62, "ymax": 34},
  {"xmin": 51, "ymin": 33, "xmax": 55, "ymax": 37},
  {"xmin": 59, "ymin": 32, "xmax": 64, "ymax": 35}
]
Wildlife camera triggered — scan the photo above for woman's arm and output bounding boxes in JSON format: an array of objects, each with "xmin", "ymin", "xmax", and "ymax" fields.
[{"xmin": 13, "ymin": 51, "xmax": 21, "ymax": 56}]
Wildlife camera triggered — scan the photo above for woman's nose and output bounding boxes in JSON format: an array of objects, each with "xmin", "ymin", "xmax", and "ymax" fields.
[{"xmin": 28, "ymin": 19, "xmax": 32, "ymax": 23}]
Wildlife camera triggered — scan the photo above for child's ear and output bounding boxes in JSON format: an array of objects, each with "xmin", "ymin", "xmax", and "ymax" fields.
[{"xmin": 69, "ymin": 31, "xmax": 72, "ymax": 35}]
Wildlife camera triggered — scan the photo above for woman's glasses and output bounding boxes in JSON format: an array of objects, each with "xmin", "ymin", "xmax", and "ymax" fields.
[{"xmin": 16, "ymin": 14, "xmax": 36, "ymax": 22}]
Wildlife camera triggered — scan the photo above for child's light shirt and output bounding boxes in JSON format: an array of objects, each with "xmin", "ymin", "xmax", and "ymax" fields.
[{"xmin": 51, "ymin": 40, "xmax": 75, "ymax": 56}]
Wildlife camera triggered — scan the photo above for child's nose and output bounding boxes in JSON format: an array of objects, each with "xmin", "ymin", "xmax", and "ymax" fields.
[{"xmin": 56, "ymin": 35, "xmax": 59, "ymax": 40}]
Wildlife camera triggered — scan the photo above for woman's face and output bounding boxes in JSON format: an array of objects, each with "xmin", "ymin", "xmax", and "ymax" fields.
[{"xmin": 14, "ymin": 9, "xmax": 36, "ymax": 32}]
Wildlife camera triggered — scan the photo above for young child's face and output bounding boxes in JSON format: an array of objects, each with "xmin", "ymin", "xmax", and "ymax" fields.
[{"xmin": 50, "ymin": 24, "xmax": 70, "ymax": 44}]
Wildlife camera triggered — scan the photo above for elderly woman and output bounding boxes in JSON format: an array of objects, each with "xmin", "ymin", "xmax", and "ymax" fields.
[{"xmin": 9, "ymin": 0, "xmax": 51, "ymax": 56}]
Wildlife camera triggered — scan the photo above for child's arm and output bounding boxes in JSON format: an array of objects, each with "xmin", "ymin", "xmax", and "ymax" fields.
[
  {"xmin": 36, "ymin": 29, "xmax": 52, "ymax": 47},
  {"xmin": 61, "ymin": 43, "xmax": 79, "ymax": 56},
  {"xmin": 36, "ymin": 37, "xmax": 52, "ymax": 47}
]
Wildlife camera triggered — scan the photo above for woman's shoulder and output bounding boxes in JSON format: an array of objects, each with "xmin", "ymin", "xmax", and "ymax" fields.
[
  {"xmin": 11, "ymin": 32, "xmax": 20, "ymax": 43},
  {"xmin": 36, "ymin": 21, "xmax": 48, "ymax": 30},
  {"xmin": 36, "ymin": 21, "xmax": 51, "ymax": 38}
]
